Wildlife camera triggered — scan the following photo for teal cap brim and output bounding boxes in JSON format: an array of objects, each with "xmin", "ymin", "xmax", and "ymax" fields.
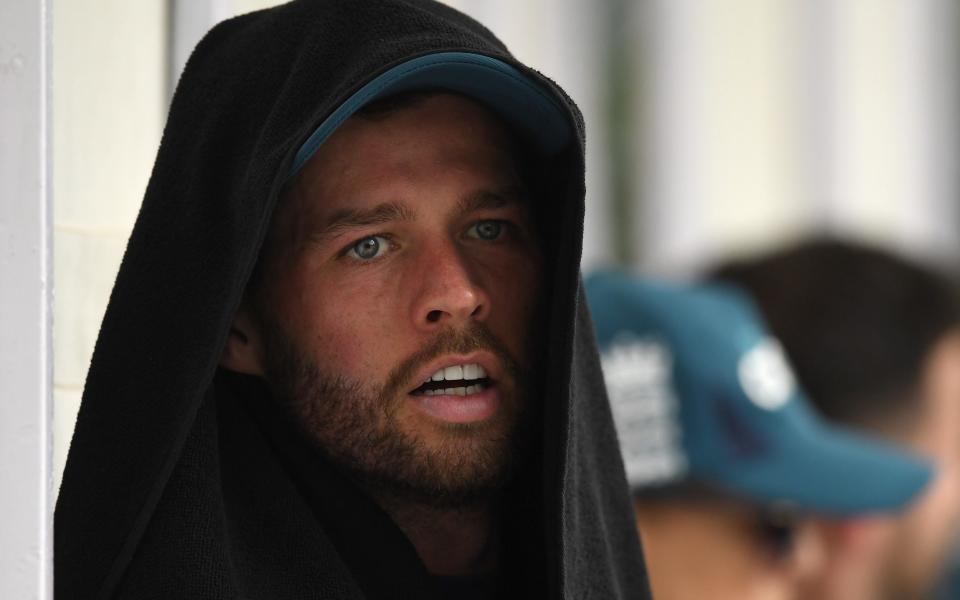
[{"xmin": 702, "ymin": 400, "xmax": 936, "ymax": 515}]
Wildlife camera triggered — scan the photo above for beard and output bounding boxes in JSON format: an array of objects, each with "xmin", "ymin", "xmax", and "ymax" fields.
[{"xmin": 259, "ymin": 321, "xmax": 535, "ymax": 508}]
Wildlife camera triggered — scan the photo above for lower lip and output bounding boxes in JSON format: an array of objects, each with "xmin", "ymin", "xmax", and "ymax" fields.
[{"xmin": 410, "ymin": 385, "xmax": 502, "ymax": 424}]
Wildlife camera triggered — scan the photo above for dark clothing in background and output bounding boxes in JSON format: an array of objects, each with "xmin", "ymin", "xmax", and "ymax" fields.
[{"xmin": 54, "ymin": 1, "xmax": 650, "ymax": 598}]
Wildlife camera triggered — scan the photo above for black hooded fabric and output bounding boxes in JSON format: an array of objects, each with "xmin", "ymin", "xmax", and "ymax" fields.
[{"xmin": 54, "ymin": 1, "xmax": 650, "ymax": 598}]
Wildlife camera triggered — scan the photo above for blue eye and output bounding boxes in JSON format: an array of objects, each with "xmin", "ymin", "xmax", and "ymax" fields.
[
  {"xmin": 469, "ymin": 220, "xmax": 504, "ymax": 241},
  {"xmin": 347, "ymin": 236, "xmax": 388, "ymax": 260}
]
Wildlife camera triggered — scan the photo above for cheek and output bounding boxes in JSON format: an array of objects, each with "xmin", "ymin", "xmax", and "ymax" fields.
[
  {"xmin": 932, "ymin": 460, "xmax": 960, "ymax": 528},
  {"xmin": 496, "ymin": 265, "xmax": 541, "ymax": 317},
  {"xmin": 897, "ymin": 462, "xmax": 960, "ymax": 572},
  {"xmin": 490, "ymin": 242, "xmax": 541, "ymax": 304},
  {"xmin": 915, "ymin": 412, "xmax": 960, "ymax": 533},
  {"xmin": 481, "ymin": 253, "xmax": 542, "ymax": 352},
  {"xmin": 275, "ymin": 268, "xmax": 404, "ymax": 380}
]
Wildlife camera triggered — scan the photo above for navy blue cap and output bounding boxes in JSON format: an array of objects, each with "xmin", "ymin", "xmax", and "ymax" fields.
[
  {"xmin": 290, "ymin": 52, "xmax": 573, "ymax": 177},
  {"xmin": 586, "ymin": 270, "xmax": 935, "ymax": 515}
]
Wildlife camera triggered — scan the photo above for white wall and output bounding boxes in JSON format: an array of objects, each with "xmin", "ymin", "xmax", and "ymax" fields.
[
  {"xmin": 52, "ymin": 1, "xmax": 167, "ymax": 490},
  {"xmin": 0, "ymin": 1, "xmax": 52, "ymax": 597},
  {"xmin": 809, "ymin": 0, "xmax": 959, "ymax": 263},
  {"xmin": 635, "ymin": 0, "xmax": 959, "ymax": 276}
]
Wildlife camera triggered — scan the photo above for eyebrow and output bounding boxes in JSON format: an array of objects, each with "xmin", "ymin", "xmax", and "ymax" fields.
[
  {"xmin": 458, "ymin": 186, "xmax": 527, "ymax": 214},
  {"xmin": 312, "ymin": 201, "xmax": 417, "ymax": 241},
  {"xmin": 311, "ymin": 186, "xmax": 528, "ymax": 242}
]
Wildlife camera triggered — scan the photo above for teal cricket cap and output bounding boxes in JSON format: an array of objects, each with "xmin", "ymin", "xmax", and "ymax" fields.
[
  {"xmin": 585, "ymin": 270, "xmax": 935, "ymax": 515},
  {"xmin": 291, "ymin": 52, "xmax": 572, "ymax": 177}
]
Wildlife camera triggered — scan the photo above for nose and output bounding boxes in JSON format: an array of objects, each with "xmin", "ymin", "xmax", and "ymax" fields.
[
  {"xmin": 412, "ymin": 240, "xmax": 490, "ymax": 330},
  {"xmin": 789, "ymin": 521, "xmax": 828, "ymax": 587}
]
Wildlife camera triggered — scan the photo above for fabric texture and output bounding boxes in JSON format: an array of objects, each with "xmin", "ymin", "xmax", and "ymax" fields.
[{"xmin": 54, "ymin": 1, "xmax": 650, "ymax": 598}]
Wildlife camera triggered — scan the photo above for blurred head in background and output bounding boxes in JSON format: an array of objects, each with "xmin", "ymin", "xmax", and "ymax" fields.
[
  {"xmin": 586, "ymin": 272, "xmax": 933, "ymax": 600},
  {"xmin": 711, "ymin": 238, "xmax": 960, "ymax": 600}
]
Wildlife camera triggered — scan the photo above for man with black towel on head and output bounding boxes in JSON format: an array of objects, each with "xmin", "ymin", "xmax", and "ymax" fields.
[{"xmin": 54, "ymin": 2, "xmax": 650, "ymax": 599}]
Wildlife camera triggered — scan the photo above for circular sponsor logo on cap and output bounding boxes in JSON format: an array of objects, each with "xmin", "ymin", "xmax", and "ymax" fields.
[{"xmin": 738, "ymin": 338, "xmax": 795, "ymax": 411}]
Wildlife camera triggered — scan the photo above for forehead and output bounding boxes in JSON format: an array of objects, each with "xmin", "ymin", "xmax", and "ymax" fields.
[{"xmin": 289, "ymin": 93, "xmax": 523, "ymax": 208}]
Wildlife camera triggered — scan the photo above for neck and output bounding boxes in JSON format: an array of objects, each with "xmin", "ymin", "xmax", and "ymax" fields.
[{"xmin": 376, "ymin": 495, "xmax": 500, "ymax": 576}]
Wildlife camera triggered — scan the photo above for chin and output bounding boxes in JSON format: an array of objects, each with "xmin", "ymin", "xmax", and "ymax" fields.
[{"xmin": 344, "ymin": 409, "xmax": 528, "ymax": 508}]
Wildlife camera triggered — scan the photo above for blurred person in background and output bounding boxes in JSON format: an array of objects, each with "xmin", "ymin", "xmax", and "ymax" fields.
[
  {"xmin": 586, "ymin": 272, "xmax": 933, "ymax": 600},
  {"xmin": 711, "ymin": 238, "xmax": 960, "ymax": 600}
]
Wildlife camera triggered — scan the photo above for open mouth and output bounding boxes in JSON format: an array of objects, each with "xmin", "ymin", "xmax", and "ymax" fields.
[{"xmin": 410, "ymin": 362, "xmax": 492, "ymax": 396}]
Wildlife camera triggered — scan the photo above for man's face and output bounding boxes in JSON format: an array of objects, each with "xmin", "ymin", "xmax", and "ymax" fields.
[
  {"xmin": 252, "ymin": 94, "xmax": 543, "ymax": 506},
  {"xmin": 882, "ymin": 332, "xmax": 960, "ymax": 598}
]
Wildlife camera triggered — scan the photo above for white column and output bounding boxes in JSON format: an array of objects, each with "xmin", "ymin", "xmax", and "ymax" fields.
[
  {"xmin": 0, "ymin": 0, "xmax": 52, "ymax": 598},
  {"xmin": 636, "ymin": 0, "xmax": 959, "ymax": 274},
  {"xmin": 637, "ymin": 0, "xmax": 807, "ymax": 275},
  {"xmin": 810, "ymin": 0, "xmax": 960, "ymax": 264}
]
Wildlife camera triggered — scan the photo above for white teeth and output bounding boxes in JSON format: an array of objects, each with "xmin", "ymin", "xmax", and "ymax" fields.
[
  {"xmin": 455, "ymin": 387, "xmax": 466, "ymax": 396},
  {"xmin": 426, "ymin": 363, "xmax": 487, "ymax": 385},
  {"xmin": 444, "ymin": 388, "xmax": 456, "ymax": 396},
  {"xmin": 465, "ymin": 384, "xmax": 478, "ymax": 395}
]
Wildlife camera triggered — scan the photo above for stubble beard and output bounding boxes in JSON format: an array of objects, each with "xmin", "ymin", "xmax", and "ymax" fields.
[{"xmin": 260, "ymin": 323, "xmax": 535, "ymax": 509}]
